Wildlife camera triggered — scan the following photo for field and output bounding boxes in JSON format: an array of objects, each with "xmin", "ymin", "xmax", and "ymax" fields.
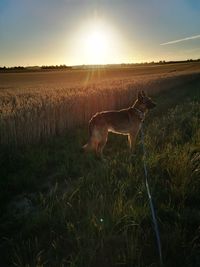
[
  {"xmin": 0, "ymin": 62, "xmax": 200, "ymax": 146},
  {"xmin": 0, "ymin": 63, "xmax": 200, "ymax": 267}
]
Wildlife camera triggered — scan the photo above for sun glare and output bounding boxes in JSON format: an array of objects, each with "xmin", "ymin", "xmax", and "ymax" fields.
[
  {"xmin": 69, "ymin": 19, "xmax": 127, "ymax": 65},
  {"xmin": 84, "ymin": 30, "xmax": 109, "ymax": 64}
]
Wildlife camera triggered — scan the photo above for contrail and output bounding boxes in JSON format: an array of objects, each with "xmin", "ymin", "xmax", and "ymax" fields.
[{"xmin": 160, "ymin": 34, "xmax": 200, "ymax": 45}]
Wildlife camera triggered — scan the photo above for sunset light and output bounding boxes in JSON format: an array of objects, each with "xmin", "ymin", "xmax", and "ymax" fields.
[
  {"xmin": 1, "ymin": 1, "xmax": 200, "ymax": 266},
  {"xmin": 84, "ymin": 30, "xmax": 109, "ymax": 64},
  {"xmin": 68, "ymin": 19, "xmax": 126, "ymax": 65},
  {"xmin": 1, "ymin": 1, "xmax": 200, "ymax": 66}
]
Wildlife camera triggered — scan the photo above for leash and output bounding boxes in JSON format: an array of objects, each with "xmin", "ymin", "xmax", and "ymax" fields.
[{"xmin": 140, "ymin": 123, "xmax": 164, "ymax": 267}]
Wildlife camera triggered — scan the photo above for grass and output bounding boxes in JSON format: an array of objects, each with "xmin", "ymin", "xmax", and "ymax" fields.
[{"xmin": 0, "ymin": 79, "xmax": 200, "ymax": 267}]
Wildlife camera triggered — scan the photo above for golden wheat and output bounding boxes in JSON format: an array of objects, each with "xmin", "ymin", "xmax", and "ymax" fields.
[{"xmin": 0, "ymin": 64, "xmax": 199, "ymax": 146}]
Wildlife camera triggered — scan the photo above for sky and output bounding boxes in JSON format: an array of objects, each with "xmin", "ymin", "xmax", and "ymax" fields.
[{"xmin": 0, "ymin": 0, "xmax": 200, "ymax": 66}]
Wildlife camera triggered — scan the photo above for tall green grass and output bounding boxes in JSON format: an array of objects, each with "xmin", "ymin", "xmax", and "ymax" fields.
[{"xmin": 0, "ymin": 80, "xmax": 200, "ymax": 267}]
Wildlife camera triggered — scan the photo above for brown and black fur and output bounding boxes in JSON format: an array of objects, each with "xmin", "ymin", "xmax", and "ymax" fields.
[{"xmin": 83, "ymin": 91, "xmax": 156, "ymax": 158}]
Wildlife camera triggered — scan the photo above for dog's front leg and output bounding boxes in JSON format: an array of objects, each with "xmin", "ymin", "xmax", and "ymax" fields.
[
  {"xmin": 128, "ymin": 133, "xmax": 138, "ymax": 161},
  {"xmin": 128, "ymin": 133, "xmax": 137, "ymax": 152}
]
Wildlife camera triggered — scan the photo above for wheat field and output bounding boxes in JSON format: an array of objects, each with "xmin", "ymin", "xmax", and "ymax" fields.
[{"xmin": 0, "ymin": 62, "xmax": 200, "ymax": 146}]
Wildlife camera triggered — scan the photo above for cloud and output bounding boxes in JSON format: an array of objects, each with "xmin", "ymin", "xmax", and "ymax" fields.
[{"xmin": 160, "ymin": 34, "xmax": 200, "ymax": 45}]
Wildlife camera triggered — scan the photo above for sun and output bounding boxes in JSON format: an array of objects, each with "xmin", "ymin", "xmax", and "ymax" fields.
[
  {"xmin": 84, "ymin": 29, "xmax": 110, "ymax": 64},
  {"xmin": 69, "ymin": 19, "xmax": 125, "ymax": 65}
]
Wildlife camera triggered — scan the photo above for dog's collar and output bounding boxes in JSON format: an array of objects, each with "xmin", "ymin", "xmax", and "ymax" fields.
[{"xmin": 134, "ymin": 107, "xmax": 145, "ymax": 121}]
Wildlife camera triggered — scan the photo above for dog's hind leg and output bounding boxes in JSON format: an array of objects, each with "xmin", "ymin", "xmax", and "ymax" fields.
[{"xmin": 96, "ymin": 129, "xmax": 108, "ymax": 159}]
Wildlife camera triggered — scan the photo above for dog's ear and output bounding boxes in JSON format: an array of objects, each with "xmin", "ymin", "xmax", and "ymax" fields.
[{"xmin": 138, "ymin": 91, "xmax": 143, "ymax": 101}]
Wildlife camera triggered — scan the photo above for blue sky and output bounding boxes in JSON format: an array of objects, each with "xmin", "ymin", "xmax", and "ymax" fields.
[{"xmin": 0, "ymin": 0, "xmax": 200, "ymax": 66}]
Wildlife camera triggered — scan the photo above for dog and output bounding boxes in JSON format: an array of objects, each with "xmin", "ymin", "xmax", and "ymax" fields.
[{"xmin": 83, "ymin": 90, "xmax": 156, "ymax": 158}]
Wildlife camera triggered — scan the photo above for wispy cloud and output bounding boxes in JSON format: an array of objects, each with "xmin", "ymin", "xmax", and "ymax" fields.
[{"xmin": 160, "ymin": 34, "xmax": 200, "ymax": 45}]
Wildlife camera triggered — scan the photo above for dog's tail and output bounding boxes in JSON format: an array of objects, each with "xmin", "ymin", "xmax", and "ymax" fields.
[
  {"xmin": 82, "ymin": 143, "xmax": 90, "ymax": 152},
  {"xmin": 82, "ymin": 119, "xmax": 94, "ymax": 152}
]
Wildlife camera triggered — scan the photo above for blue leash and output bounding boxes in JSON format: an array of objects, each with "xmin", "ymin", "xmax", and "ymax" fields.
[{"xmin": 140, "ymin": 123, "xmax": 163, "ymax": 267}]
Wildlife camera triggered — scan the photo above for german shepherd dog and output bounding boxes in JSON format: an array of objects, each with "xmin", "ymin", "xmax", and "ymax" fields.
[{"xmin": 83, "ymin": 91, "xmax": 156, "ymax": 158}]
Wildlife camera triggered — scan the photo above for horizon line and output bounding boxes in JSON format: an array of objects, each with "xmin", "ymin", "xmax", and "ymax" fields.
[{"xmin": 1, "ymin": 58, "xmax": 200, "ymax": 69}]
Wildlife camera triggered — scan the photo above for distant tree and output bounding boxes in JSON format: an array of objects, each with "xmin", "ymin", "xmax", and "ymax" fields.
[{"xmin": 41, "ymin": 64, "xmax": 71, "ymax": 70}]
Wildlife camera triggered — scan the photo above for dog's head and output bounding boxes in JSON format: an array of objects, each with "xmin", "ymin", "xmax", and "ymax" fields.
[{"xmin": 137, "ymin": 90, "xmax": 156, "ymax": 110}]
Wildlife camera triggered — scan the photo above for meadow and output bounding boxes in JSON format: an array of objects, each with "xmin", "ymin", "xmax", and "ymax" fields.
[{"xmin": 0, "ymin": 63, "xmax": 200, "ymax": 267}]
